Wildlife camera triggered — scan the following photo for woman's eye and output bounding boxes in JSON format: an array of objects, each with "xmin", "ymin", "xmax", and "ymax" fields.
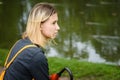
[
  {"xmin": 53, "ymin": 22, "xmax": 55, "ymax": 24},
  {"xmin": 53, "ymin": 21, "xmax": 56, "ymax": 24}
]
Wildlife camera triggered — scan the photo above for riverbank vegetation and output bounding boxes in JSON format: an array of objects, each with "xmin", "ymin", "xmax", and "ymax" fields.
[
  {"xmin": 48, "ymin": 57, "xmax": 120, "ymax": 80},
  {"xmin": 0, "ymin": 49, "xmax": 120, "ymax": 80},
  {"xmin": 0, "ymin": 48, "xmax": 8, "ymax": 66}
]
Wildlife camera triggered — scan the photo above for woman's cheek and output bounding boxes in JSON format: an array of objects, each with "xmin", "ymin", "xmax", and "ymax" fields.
[{"xmin": 42, "ymin": 30, "xmax": 52, "ymax": 38}]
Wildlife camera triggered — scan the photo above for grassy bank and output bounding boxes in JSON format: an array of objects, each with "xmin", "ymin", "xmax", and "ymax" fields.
[
  {"xmin": 0, "ymin": 49, "xmax": 120, "ymax": 80},
  {"xmin": 48, "ymin": 57, "xmax": 120, "ymax": 80},
  {"xmin": 0, "ymin": 48, "xmax": 9, "ymax": 66}
]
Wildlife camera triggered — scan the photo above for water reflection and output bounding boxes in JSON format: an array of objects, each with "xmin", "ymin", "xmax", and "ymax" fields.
[
  {"xmin": 0, "ymin": 0, "xmax": 120, "ymax": 65},
  {"xmin": 18, "ymin": 0, "xmax": 31, "ymax": 35},
  {"xmin": 47, "ymin": 0, "xmax": 120, "ymax": 65}
]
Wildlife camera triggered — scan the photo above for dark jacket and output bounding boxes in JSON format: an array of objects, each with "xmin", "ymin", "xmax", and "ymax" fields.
[{"xmin": 4, "ymin": 38, "xmax": 49, "ymax": 80}]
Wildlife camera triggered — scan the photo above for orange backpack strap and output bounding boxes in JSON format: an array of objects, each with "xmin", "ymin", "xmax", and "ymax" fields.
[
  {"xmin": 0, "ymin": 43, "xmax": 36, "ymax": 80},
  {"xmin": 4, "ymin": 40, "xmax": 20, "ymax": 66},
  {"xmin": 5, "ymin": 44, "xmax": 37, "ymax": 68}
]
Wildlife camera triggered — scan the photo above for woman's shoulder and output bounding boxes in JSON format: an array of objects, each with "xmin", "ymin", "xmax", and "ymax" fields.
[
  {"xmin": 27, "ymin": 46, "xmax": 47, "ymax": 63},
  {"xmin": 27, "ymin": 46, "xmax": 44, "ymax": 55},
  {"xmin": 15, "ymin": 38, "xmax": 45, "ymax": 61}
]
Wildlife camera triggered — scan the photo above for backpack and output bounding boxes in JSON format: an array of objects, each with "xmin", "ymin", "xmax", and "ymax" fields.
[{"xmin": 0, "ymin": 43, "xmax": 36, "ymax": 80}]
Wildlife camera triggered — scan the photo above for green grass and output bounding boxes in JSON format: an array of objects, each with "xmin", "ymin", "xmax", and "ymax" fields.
[
  {"xmin": 0, "ymin": 49, "xmax": 120, "ymax": 80},
  {"xmin": 48, "ymin": 57, "xmax": 120, "ymax": 80},
  {"xmin": 0, "ymin": 48, "xmax": 9, "ymax": 66}
]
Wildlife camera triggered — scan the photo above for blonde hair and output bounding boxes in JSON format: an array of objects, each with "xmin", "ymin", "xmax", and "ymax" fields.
[{"xmin": 22, "ymin": 2, "xmax": 57, "ymax": 48}]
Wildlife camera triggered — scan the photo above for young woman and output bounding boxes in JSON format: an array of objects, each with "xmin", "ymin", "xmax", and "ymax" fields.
[{"xmin": 4, "ymin": 2, "xmax": 60, "ymax": 80}]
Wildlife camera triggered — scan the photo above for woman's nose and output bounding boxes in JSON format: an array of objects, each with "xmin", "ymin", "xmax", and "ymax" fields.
[{"xmin": 56, "ymin": 24, "xmax": 60, "ymax": 30}]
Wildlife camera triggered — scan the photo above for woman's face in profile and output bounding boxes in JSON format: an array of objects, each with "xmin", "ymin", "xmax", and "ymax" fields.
[{"xmin": 41, "ymin": 13, "xmax": 60, "ymax": 39}]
